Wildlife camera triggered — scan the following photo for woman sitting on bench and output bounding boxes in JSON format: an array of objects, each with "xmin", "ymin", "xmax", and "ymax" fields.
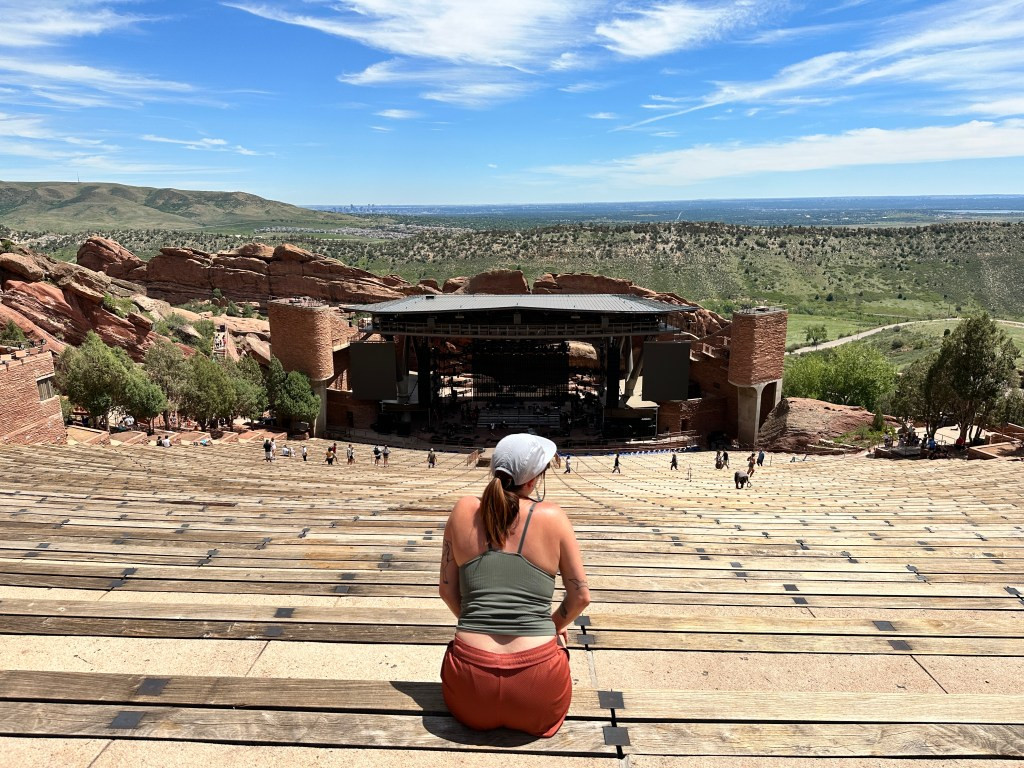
[{"xmin": 439, "ymin": 433, "xmax": 590, "ymax": 737}]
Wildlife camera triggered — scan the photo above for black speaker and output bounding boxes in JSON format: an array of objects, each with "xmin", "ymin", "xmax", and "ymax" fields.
[
  {"xmin": 642, "ymin": 341, "xmax": 691, "ymax": 402},
  {"xmin": 350, "ymin": 342, "xmax": 398, "ymax": 400}
]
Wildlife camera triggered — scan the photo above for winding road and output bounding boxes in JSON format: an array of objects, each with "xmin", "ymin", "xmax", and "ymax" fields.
[{"xmin": 786, "ymin": 317, "xmax": 1024, "ymax": 356}]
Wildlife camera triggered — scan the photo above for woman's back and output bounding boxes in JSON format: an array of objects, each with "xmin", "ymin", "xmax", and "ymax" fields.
[
  {"xmin": 448, "ymin": 495, "xmax": 561, "ymax": 576},
  {"xmin": 438, "ymin": 433, "xmax": 589, "ymax": 738}
]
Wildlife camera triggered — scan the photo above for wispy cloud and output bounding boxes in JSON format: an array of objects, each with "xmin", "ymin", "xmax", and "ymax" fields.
[
  {"xmin": 587, "ymin": 112, "xmax": 619, "ymax": 119},
  {"xmin": 0, "ymin": 1, "xmax": 147, "ymax": 48},
  {"xmin": 960, "ymin": 97, "xmax": 1024, "ymax": 117},
  {"xmin": 142, "ymin": 134, "xmax": 264, "ymax": 155},
  {"xmin": 628, "ymin": 0, "xmax": 1024, "ymax": 129},
  {"xmin": 559, "ymin": 81, "xmax": 612, "ymax": 94},
  {"xmin": 375, "ymin": 109, "xmax": 421, "ymax": 119},
  {"xmin": 340, "ymin": 60, "xmax": 531, "ymax": 107},
  {"xmin": 596, "ymin": 1, "xmax": 776, "ymax": 58},
  {"xmin": 226, "ymin": 1, "xmax": 587, "ymax": 68},
  {"xmin": 540, "ymin": 119, "xmax": 1024, "ymax": 187},
  {"xmin": 0, "ymin": 55, "xmax": 194, "ymax": 108},
  {"xmin": 231, "ymin": 2, "xmax": 781, "ymax": 107}
]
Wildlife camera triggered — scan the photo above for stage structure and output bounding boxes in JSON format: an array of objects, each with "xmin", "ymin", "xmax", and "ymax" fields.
[
  {"xmin": 338, "ymin": 294, "xmax": 694, "ymax": 439},
  {"xmin": 268, "ymin": 294, "xmax": 787, "ymax": 447}
]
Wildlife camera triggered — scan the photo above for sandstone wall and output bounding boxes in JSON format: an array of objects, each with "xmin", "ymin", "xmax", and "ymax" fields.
[
  {"xmin": 268, "ymin": 300, "xmax": 336, "ymax": 381},
  {"xmin": 2, "ymin": 248, "xmax": 163, "ymax": 362},
  {"xmin": 728, "ymin": 308, "xmax": 788, "ymax": 386},
  {"xmin": 127, "ymin": 243, "xmax": 437, "ymax": 308},
  {"xmin": 0, "ymin": 349, "xmax": 66, "ymax": 445}
]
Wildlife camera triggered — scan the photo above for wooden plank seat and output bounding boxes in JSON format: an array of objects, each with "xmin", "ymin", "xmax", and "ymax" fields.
[
  {"xmin": 0, "ymin": 440, "xmax": 1022, "ymax": 763},
  {"xmin": 1, "ymin": 599, "xmax": 1022, "ymax": 655},
  {"xmin": 0, "ymin": 670, "xmax": 1022, "ymax": 757}
]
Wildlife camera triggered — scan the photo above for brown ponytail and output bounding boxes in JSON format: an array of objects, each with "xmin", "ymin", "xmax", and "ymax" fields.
[{"xmin": 479, "ymin": 472, "xmax": 521, "ymax": 548}]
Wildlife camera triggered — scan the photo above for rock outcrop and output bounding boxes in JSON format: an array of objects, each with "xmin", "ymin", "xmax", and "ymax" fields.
[
  {"xmin": 89, "ymin": 242, "xmax": 439, "ymax": 307},
  {"xmin": 461, "ymin": 269, "xmax": 530, "ymax": 295},
  {"xmin": 76, "ymin": 237, "xmax": 144, "ymax": 280},
  {"xmin": 533, "ymin": 272, "xmax": 727, "ymax": 339},
  {"xmin": 758, "ymin": 397, "xmax": 895, "ymax": 453},
  {"xmin": 1, "ymin": 247, "xmax": 163, "ymax": 361}
]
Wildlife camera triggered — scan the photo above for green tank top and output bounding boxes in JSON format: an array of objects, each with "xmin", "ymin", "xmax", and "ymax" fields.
[{"xmin": 457, "ymin": 503, "xmax": 557, "ymax": 637}]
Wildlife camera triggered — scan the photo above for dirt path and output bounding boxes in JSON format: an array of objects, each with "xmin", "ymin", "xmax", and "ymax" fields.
[
  {"xmin": 788, "ymin": 318, "xmax": 961, "ymax": 356},
  {"xmin": 789, "ymin": 317, "xmax": 1024, "ymax": 355}
]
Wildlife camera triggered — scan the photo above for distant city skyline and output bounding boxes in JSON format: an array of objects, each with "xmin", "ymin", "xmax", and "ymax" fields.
[{"xmin": 2, "ymin": 0, "xmax": 1024, "ymax": 205}]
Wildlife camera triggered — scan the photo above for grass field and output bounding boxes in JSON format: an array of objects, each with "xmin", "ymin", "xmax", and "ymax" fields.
[{"xmin": 787, "ymin": 318, "xmax": 1024, "ymax": 371}]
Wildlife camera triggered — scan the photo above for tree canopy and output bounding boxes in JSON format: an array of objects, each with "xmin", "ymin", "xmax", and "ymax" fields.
[
  {"xmin": 56, "ymin": 331, "xmax": 165, "ymax": 429},
  {"xmin": 275, "ymin": 369, "xmax": 320, "ymax": 428},
  {"xmin": 783, "ymin": 344, "xmax": 897, "ymax": 411},
  {"xmin": 178, "ymin": 354, "xmax": 236, "ymax": 429},
  {"xmin": 55, "ymin": 332, "xmax": 126, "ymax": 426}
]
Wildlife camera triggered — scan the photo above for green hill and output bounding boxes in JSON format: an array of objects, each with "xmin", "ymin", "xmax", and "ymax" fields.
[
  {"xmin": 0, "ymin": 181, "xmax": 376, "ymax": 232},
  {"xmin": 337, "ymin": 220, "xmax": 1024, "ymax": 320}
]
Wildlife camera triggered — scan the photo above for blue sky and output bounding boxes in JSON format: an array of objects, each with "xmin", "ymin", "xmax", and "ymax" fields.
[{"xmin": 2, "ymin": 0, "xmax": 1024, "ymax": 204}]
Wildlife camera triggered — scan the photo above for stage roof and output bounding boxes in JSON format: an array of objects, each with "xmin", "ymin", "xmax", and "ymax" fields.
[{"xmin": 346, "ymin": 294, "xmax": 695, "ymax": 315}]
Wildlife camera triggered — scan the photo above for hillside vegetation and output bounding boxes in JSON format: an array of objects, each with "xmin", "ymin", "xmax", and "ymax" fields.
[
  {"xmin": 0, "ymin": 181, "xmax": 380, "ymax": 231},
  {"xmin": 340, "ymin": 220, "xmax": 1023, "ymax": 319},
  {"xmin": 4, "ymin": 193, "xmax": 1023, "ymax": 321}
]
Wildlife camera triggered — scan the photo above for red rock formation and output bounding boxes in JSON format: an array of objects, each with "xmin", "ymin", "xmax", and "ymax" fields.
[
  {"xmin": 460, "ymin": 269, "xmax": 529, "ymax": 294},
  {"xmin": 111, "ymin": 242, "xmax": 434, "ymax": 307},
  {"xmin": 758, "ymin": 397, "xmax": 897, "ymax": 452},
  {"xmin": 533, "ymin": 272, "xmax": 726, "ymax": 340},
  {"xmin": 442, "ymin": 276, "xmax": 468, "ymax": 293},
  {"xmin": 1, "ymin": 279, "xmax": 160, "ymax": 361},
  {"xmin": 0, "ymin": 252, "xmax": 45, "ymax": 282},
  {"xmin": 76, "ymin": 237, "xmax": 144, "ymax": 280},
  {"xmin": 2, "ymin": 248, "xmax": 165, "ymax": 361}
]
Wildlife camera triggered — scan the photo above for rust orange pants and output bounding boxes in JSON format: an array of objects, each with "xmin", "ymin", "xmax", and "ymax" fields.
[{"xmin": 441, "ymin": 636, "xmax": 571, "ymax": 737}]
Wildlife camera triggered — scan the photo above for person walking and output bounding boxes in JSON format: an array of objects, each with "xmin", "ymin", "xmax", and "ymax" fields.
[
  {"xmin": 302, "ymin": 445, "xmax": 308, "ymax": 462},
  {"xmin": 439, "ymin": 433, "xmax": 589, "ymax": 737},
  {"xmin": 263, "ymin": 437, "xmax": 272, "ymax": 463},
  {"xmin": 721, "ymin": 450, "xmax": 730, "ymax": 469},
  {"xmin": 269, "ymin": 437, "xmax": 277, "ymax": 462},
  {"xmin": 747, "ymin": 452, "xmax": 756, "ymax": 477},
  {"xmin": 383, "ymin": 445, "xmax": 391, "ymax": 467},
  {"xmin": 612, "ymin": 452, "xmax": 621, "ymax": 473},
  {"xmin": 347, "ymin": 444, "xmax": 355, "ymax": 464},
  {"xmin": 428, "ymin": 448, "xmax": 436, "ymax": 468},
  {"xmin": 670, "ymin": 451, "xmax": 678, "ymax": 470},
  {"xmin": 373, "ymin": 445, "xmax": 381, "ymax": 466},
  {"xmin": 757, "ymin": 449, "xmax": 765, "ymax": 467},
  {"xmin": 563, "ymin": 454, "xmax": 572, "ymax": 474},
  {"xmin": 325, "ymin": 447, "xmax": 335, "ymax": 466}
]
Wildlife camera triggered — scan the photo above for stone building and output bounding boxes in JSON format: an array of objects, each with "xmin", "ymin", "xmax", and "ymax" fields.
[
  {"xmin": 269, "ymin": 293, "xmax": 787, "ymax": 447},
  {"xmin": 0, "ymin": 344, "xmax": 67, "ymax": 446}
]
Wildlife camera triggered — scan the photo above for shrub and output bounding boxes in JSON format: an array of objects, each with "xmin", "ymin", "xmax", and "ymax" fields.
[
  {"xmin": 102, "ymin": 293, "xmax": 135, "ymax": 319},
  {"xmin": 0, "ymin": 320, "xmax": 28, "ymax": 346}
]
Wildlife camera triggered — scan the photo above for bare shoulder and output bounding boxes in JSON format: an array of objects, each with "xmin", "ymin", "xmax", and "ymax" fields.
[
  {"xmin": 448, "ymin": 495, "xmax": 481, "ymax": 525},
  {"xmin": 531, "ymin": 500, "xmax": 571, "ymax": 530}
]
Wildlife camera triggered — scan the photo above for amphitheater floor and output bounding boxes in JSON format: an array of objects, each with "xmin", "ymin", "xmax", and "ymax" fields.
[{"xmin": 0, "ymin": 441, "xmax": 1021, "ymax": 766}]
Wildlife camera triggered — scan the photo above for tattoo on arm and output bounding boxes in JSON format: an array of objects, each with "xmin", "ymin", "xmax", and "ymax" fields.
[
  {"xmin": 566, "ymin": 577, "xmax": 588, "ymax": 590},
  {"xmin": 441, "ymin": 539, "xmax": 453, "ymax": 585}
]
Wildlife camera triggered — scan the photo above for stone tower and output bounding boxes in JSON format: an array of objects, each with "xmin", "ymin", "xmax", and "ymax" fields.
[
  {"xmin": 728, "ymin": 307, "xmax": 788, "ymax": 447},
  {"xmin": 268, "ymin": 298, "xmax": 335, "ymax": 436}
]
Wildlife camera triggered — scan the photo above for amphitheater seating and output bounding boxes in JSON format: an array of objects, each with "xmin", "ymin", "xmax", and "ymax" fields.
[{"xmin": 0, "ymin": 440, "xmax": 1022, "ymax": 766}]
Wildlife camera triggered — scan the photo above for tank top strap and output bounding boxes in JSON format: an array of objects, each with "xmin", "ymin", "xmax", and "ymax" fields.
[{"xmin": 516, "ymin": 501, "xmax": 539, "ymax": 555}]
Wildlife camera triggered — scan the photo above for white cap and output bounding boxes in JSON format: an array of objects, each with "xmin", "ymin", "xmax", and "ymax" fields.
[{"xmin": 491, "ymin": 433, "xmax": 557, "ymax": 486}]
